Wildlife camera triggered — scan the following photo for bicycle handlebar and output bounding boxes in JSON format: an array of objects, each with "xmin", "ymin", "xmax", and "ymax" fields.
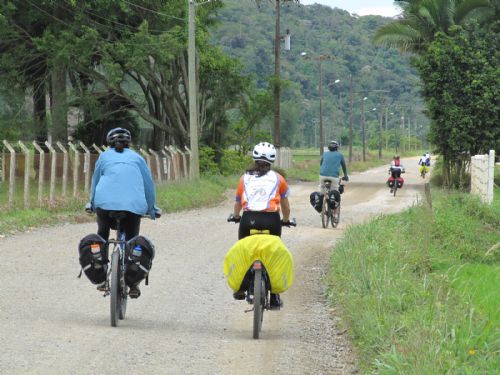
[{"xmin": 228, "ymin": 213, "xmax": 297, "ymax": 227}]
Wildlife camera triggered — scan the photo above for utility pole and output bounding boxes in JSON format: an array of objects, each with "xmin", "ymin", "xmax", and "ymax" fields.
[
  {"xmin": 188, "ymin": 0, "xmax": 199, "ymax": 178},
  {"xmin": 348, "ymin": 74, "xmax": 353, "ymax": 163},
  {"xmin": 361, "ymin": 96, "xmax": 367, "ymax": 162},
  {"xmin": 378, "ymin": 96, "xmax": 386, "ymax": 160},
  {"xmin": 273, "ymin": 0, "xmax": 281, "ymax": 147}
]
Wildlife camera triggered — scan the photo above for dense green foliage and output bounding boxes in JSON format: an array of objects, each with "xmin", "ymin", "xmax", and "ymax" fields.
[
  {"xmin": 329, "ymin": 190, "xmax": 500, "ymax": 373},
  {"xmin": 211, "ymin": 0, "xmax": 428, "ymax": 149},
  {"xmin": 416, "ymin": 23, "xmax": 499, "ymax": 187},
  {"xmin": 375, "ymin": 0, "xmax": 498, "ymax": 188}
]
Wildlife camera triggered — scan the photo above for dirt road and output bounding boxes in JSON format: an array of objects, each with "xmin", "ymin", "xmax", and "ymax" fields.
[{"xmin": 0, "ymin": 157, "xmax": 427, "ymax": 374}]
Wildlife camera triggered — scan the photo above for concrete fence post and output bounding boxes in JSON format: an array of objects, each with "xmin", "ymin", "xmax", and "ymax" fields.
[
  {"xmin": 80, "ymin": 142, "xmax": 91, "ymax": 194},
  {"xmin": 167, "ymin": 146, "xmax": 180, "ymax": 180},
  {"xmin": 3, "ymin": 140, "xmax": 16, "ymax": 207},
  {"xmin": 149, "ymin": 149, "xmax": 162, "ymax": 184},
  {"xmin": 1, "ymin": 147, "xmax": 5, "ymax": 182},
  {"xmin": 68, "ymin": 142, "xmax": 79, "ymax": 197},
  {"xmin": 18, "ymin": 141, "xmax": 31, "ymax": 208},
  {"xmin": 57, "ymin": 142, "xmax": 68, "ymax": 197},
  {"xmin": 183, "ymin": 146, "xmax": 191, "ymax": 179},
  {"xmin": 32, "ymin": 142, "xmax": 45, "ymax": 205},
  {"xmin": 160, "ymin": 149, "xmax": 171, "ymax": 181},
  {"xmin": 45, "ymin": 141, "xmax": 56, "ymax": 205}
]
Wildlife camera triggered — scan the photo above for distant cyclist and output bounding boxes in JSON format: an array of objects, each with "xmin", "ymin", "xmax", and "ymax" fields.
[
  {"xmin": 232, "ymin": 142, "xmax": 291, "ymax": 309},
  {"xmin": 319, "ymin": 140, "xmax": 349, "ymax": 189},
  {"xmin": 87, "ymin": 127, "xmax": 160, "ymax": 298},
  {"xmin": 388, "ymin": 155, "xmax": 405, "ymax": 192}
]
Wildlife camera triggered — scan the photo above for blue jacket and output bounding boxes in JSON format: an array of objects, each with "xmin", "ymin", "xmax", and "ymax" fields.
[
  {"xmin": 320, "ymin": 151, "xmax": 348, "ymax": 178},
  {"xmin": 90, "ymin": 148, "xmax": 156, "ymax": 219}
]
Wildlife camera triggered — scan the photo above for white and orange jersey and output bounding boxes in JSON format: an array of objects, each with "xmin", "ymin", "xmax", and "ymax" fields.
[{"xmin": 236, "ymin": 170, "xmax": 289, "ymax": 212}]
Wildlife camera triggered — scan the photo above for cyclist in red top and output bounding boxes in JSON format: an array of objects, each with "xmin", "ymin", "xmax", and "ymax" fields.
[{"xmin": 233, "ymin": 142, "xmax": 291, "ymax": 240}]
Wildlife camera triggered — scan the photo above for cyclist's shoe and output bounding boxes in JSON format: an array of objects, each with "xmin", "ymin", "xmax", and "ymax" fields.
[
  {"xmin": 233, "ymin": 290, "xmax": 246, "ymax": 300},
  {"xmin": 390, "ymin": 188, "xmax": 394, "ymax": 193},
  {"xmin": 96, "ymin": 282, "xmax": 107, "ymax": 292},
  {"xmin": 129, "ymin": 285, "xmax": 141, "ymax": 299},
  {"xmin": 269, "ymin": 293, "xmax": 283, "ymax": 310}
]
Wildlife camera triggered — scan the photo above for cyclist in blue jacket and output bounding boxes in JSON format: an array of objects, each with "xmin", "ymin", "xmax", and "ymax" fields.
[
  {"xmin": 87, "ymin": 127, "xmax": 160, "ymax": 298},
  {"xmin": 319, "ymin": 140, "xmax": 349, "ymax": 188}
]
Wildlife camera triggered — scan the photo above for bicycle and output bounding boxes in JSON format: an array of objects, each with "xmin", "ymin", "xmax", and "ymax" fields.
[
  {"xmin": 419, "ymin": 164, "xmax": 429, "ymax": 178},
  {"xmin": 321, "ymin": 178, "xmax": 345, "ymax": 228},
  {"xmin": 85, "ymin": 207, "xmax": 161, "ymax": 327},
  {"xmin": 227, "ymin": 214, "xmax": 296, "ymax": 339},
  {"xmin": 388, "ymin": 169, "xmax": 405, "ymax": 197}
]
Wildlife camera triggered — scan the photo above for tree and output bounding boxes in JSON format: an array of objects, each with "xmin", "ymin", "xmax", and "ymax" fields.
[
  {"xmin": 374, "ymin": 0, "xmax": 493, "ymax": 52},
  {"xmin": 415, "ymin": 23, "xmax": 499, "ymax": 187}
]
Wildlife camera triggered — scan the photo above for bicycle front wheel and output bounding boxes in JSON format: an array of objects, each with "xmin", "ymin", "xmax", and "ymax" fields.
[
  {"xmin": 321, "ymin": 196, "xmax": 330, "ymax": 228},
  {"xmin": 110, "ymin": 251, "xmax": 121, "ymax": 327},
  {"xmin": 253, "ymin": 269, "xmax": 265, "ymax": 339}
]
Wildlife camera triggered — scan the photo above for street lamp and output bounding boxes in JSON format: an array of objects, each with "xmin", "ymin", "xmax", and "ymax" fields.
[
  {"xmin": 348, "ymin": 65, "xmax": 371, "ymax": 164},
  {"xmin": 301, "ymin": 51, "xmax": 332, "ymax": 156}
]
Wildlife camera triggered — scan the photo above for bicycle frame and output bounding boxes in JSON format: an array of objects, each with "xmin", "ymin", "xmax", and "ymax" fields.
[{"xmin": 321, "ymin": 179, "xmax": 341, "ymax": 228}]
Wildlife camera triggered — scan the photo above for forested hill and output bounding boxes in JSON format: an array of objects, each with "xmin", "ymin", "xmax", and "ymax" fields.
[{"xmin": 210, "ymin": 0, "xmax": 425, "ymax": 147}]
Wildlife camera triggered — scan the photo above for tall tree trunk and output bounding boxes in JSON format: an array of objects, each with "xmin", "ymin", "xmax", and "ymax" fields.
[
  {"xmin": 33, "ymin": 78, "xmax": 47, "ymax": 143},
  {"xmin": 50, "ymin": 63, "xmax": 68, "ymax": 142}
]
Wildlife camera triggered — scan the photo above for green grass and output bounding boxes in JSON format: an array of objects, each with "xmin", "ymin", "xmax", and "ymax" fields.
[
  {"xmin": 0, "ymin": 174, "xmax": 239, "ymax": 235},
  {"xmin": 328, "ymin": 188, "xmax": 500, "ymax": 374}
]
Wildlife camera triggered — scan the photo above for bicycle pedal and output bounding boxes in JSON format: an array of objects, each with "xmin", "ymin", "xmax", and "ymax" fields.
[{"xmin": 244, "ymin": 308, "xmax": 254, "ymax": 313}]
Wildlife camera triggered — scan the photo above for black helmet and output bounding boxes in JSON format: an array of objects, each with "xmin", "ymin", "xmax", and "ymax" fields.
[
  {"xmin": 328, "ymin": 140, "xmax": 338, "ymax": 151},
  {"xmin": 106, "ymin": 127, "xmax": 131, "ymax": 146}
]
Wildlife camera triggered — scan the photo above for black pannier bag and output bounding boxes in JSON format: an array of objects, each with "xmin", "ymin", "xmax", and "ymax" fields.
[
  {"xmin": 309, "ymin": 192, "xmax": 324, "ymax": 213},
  {"xmin": 125, "ymin": 235, "xmax": 156, "ymax": 287},
  {"xmin": 78, "ymin": 234, "xmax": 108, "ymax": 284},
  {"xmin": 328, "ymin": 190, "xmax": 341, "ymax": 209}
]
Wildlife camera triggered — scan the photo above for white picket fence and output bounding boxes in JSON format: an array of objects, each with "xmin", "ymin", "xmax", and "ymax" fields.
[
  {"xmin": 470, "ymin": 150, "xmax": 495, "ymax": 204},
  {"xmin": 1, "ymin": 140, "xmax": 190, "ymax": 208}
]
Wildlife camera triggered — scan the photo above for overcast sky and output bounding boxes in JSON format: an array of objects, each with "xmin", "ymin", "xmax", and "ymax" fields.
[{"xmin": 299, "ymin": 0, "xmax": 402, "ymax": 17}]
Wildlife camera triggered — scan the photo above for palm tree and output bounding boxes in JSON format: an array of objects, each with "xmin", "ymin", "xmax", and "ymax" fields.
[{"xmin": 374, "ymin": 0, "xmax": 494, "ymax": 53}]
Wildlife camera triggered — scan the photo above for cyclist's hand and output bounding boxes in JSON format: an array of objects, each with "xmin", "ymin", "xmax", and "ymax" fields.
[
  {"xmin": 85, "ymin": 202, "xmax": 93, "ymax": 214},
  {"xmin": 154, "ymin": 207, "xmax": 162, "ymax": 219},
  {"xmin": 342, "ymin": 176, "xmax": 349, "ymax": 182},
  {"xmin": 227, "ymin": 213, "xmax": 241, "ymax": 223},
  {"xmin": 281, "ymin": 218, "xmax": 297, "ymax": 227}
]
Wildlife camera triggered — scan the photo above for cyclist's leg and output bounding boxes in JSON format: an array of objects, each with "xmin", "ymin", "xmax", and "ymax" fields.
[
  {"xmin": 96, "ymin": 208, "xmax": 112, "ymax": 242},
  {"xmin": 255, "ymin": 211, "xmax": 281, "ymax": 237},
  {"xmin": 238, "ymin": 211, "xmax": 252, "ymax": 240},
  {"xmin": 121, "ymin": 212, "xmax": 142, "ymax": 240}
]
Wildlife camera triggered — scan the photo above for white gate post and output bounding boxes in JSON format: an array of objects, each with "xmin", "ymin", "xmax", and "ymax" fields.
[
  {"xmin": 486, "ymin": 150, "xmax": 495, "ymax": 204},
  {"xmin": 32, "ymin": 142, "xmax": 45, "ymax": 205},
  {"xmin": 18, "ymin": 141, "xmax": 31, "ymax": 208}
]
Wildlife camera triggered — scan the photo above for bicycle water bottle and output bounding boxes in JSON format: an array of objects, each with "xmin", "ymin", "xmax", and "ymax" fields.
[
  {"xmin": 132, "ymin": 245, "xmax": 142, "ymax": 260},
  {"xmin": 90, "ymin": 243, "xmax": 103, "ymax": 268}
]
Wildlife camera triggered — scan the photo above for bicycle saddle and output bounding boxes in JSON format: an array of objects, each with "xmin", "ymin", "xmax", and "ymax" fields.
[{"xmin": 108, "ymin": 211, "xmax": 128, "ymax": 220}]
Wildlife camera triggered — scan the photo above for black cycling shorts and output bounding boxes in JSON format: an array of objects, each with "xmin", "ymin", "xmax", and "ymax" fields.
[{"xmin": 238, "ymin": 211, "xmax": 281, "ymax": 240}]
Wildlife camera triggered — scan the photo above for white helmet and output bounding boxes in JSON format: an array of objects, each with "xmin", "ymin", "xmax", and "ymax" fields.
[{"xmin": 252, "ymin": 142, "xmax": 276, "ymax": 164}]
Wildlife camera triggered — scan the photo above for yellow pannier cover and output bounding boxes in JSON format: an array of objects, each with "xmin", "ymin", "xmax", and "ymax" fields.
[{"xmin": 223, "ymin": 234, "xmax": 294, "ymax": 294}]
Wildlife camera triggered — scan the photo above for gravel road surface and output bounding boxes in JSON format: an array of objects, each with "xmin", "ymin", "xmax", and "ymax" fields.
[{"xmin": 0, "ymin": 157, "xmax": 427, "ymax": 374}]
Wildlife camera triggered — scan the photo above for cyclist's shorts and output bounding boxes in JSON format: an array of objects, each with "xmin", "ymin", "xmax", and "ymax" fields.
[
  {"xmin": 223, "ymin": 234, "xmax": 294, "ymax": 294},
  {"xmin": 419, "ymin": 165, "xmax": 429, "ymax": 173}
]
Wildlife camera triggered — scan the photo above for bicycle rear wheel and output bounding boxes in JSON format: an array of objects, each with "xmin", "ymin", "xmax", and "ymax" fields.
[
  {"xmin": 253, "ymin": 268, "xmax": 265, "ymax": 339},
  {"xmin": 331, "ymin": 205, "xmax": 341, "ymax": 227},
  {"xmin": 393, "ymin": 185, "xmax": 397, "ymax": 196},
  {"xmin": 321, "ymin": 196, "xmax": 330, "ymax": 228},
  {"xmin": 110, "ymin": 251, "xmax": 121, "ymax": 327}
]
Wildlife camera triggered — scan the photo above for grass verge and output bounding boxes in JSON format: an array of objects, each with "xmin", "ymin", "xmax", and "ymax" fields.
[
  {"xmin": 0, "ymin": 174, "xmax": 238, "ymax": 236},
  {"xmin": 328, "ymin": 188, "xmax": 499, "ymax": 374}
]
